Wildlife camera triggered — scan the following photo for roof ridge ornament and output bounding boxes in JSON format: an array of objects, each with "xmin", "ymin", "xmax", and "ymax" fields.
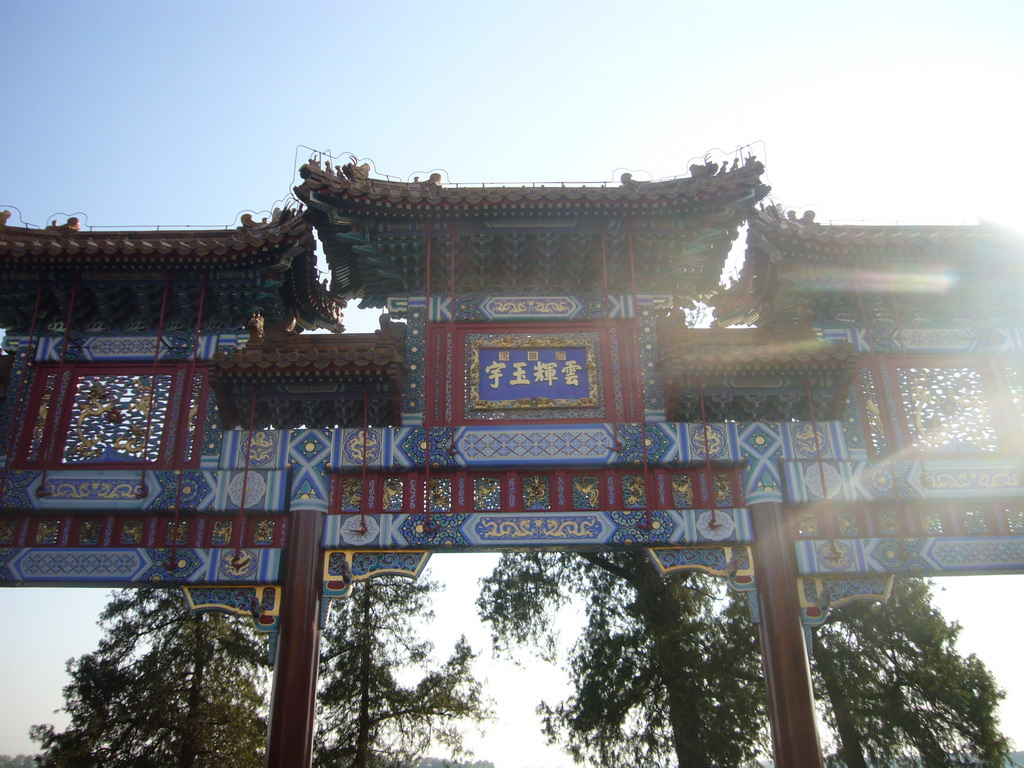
[
  {"xmin": 47, "ymin": 216, "xmax": 81, "ymax": 232},
  {"xmin": 787, "ymin": 209, "xmax": 817, "ymax": 226},
  {"xmin": 620, "ymin": 173, "xmax": 641, "ymax": 191},
  {"xmin": 689, "ymin": 161, "xmax": 720, "ymax": 178},
  {"xmin": 240, "ymin": 213, "xmax": 268, "ymax": 229},
  {"xmin": 412, "ymin": 173, "xmax": 442, "ymax": 188},
  {"xmin": 341, "ymin": 154, "xmax": 371, "ymax": 184}
]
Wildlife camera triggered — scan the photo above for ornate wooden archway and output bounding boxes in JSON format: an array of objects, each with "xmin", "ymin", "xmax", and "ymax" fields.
[{"xmin": 3, "ymin": 159, "xmax": 1024, "ymax": 767}]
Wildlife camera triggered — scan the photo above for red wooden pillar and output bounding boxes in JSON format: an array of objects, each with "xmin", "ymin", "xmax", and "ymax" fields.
[
  {"xmin": 265, "ymin": 505, "xmax": 324, "ymax": 768},
  {"xmin": 750, "ymin": 501, "xmax": 824, "ymax": 768}
]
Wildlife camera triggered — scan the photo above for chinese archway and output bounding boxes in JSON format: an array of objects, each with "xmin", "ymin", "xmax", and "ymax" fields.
[{"xmin": 2, "ymin": 154, "xmax": 1024, "ymax": 768}]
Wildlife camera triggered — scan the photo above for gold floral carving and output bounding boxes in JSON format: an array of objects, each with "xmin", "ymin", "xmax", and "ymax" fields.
[
  {"xmin": 0, "ymin": 520, "xmax": 15, "ymax": 543},
  {"xmin": 920, "ymin": 468, "xmax": 1021, "ymax": 490},
  {"xmin": 522, "ymin": 476, "xmax": 549, "ymax": 509},
  {"xmin": 41, "ymin": 478, "xmax": 144, "ymax": 500},
  {"xmin": 429, "ymin": 478, "xmax": 451, "ymax": 510},
  {"xmin": 474, "ymin": 477, "xmax": 500, "ymax": 509},
  {"xmin": 166, "ymin": 521, "xmax": 188, "ymax": 545},
  {"xmin": 342, "ymin": 479, "xmax": 362, "ymax": 510},
  {"xmin": 212, "ymin": 521, "xmax": 233, "ymax": 544},
  {"xmin": 573, "ymin": 477, "xmax": 599, "ymax": 508},
  {"xmin": 345, "ymin": 429, "xmax": 381, "ymax": 463},
  {"xmin": 713, "ymin": 474, "xmax": 733, "ymax": 504},
  {"xmin": 36, "ymin": 521, "xmax": 60, "ymax": 543},
  {"xmin": 672, "ymin": 476, "xmax": 693, "ymax": 506},
  {"xmin": 78, "ymin": 521, "xmax": 100, "ymax": 544},
  {"xmin": 121, "ymin": 520, "xmax": 143, "ymax": 544},
  {"xmin": 383, "ymin": 479, "xmax": 404, "ymax": 510},
  {"xmin": 488, "ymin": 299, "xmax": 573, "ymax": 315},
  {"xmin": 221, "ymin": 550, "xmax": 256, "ymax": 579},
  {"xmin": 476, "ymin": 515, "xmax": 601, "ymax": 540},
  {"xmin": 246, "ymin": 431, "xmax": 277, "ymax": 466},
  {"xmin": 64, "ymin": 375, "xmax": 169, "ymax": 463},
  {"xmin": 622, "ymin": 475, "xmax": 646, "ymax": 508}
]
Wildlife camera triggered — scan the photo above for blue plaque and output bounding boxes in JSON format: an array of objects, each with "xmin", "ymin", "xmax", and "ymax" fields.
[{"xmin": 467, "ymin": 333, "xmax": 600, "ymax": 411}]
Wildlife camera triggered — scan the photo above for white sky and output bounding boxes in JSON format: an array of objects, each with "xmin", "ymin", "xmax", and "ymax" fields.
[{"xmin": 2, "ymin": 0, "xmax": 1024, "ymax": 763}]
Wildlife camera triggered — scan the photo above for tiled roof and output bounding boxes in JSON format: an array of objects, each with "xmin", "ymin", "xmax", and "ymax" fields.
[
  {"xmin": 210, "ymin": 331, "xmax": 405, "ymax": 428},
  {"xmin": 296, "ymin": 158, "xmax": 769, "ymax": 217},
  {"xmin": 711, "ymin": 210, "xmax": 1024, "ymax": 328},
  {"xmin": 0, "ymin": 211, "xmax": 348, "ymax": 333},
  {"xmin": 659, "ymin": 327, "xmax": 855, "ymax": 374},
  {"xmin": 748, "ymin": 208, "xmax": 1017, "ymax": 258},
  {"xmin": 658, "ymin": 326, "xmax": 856, "ymax": 422},
  {"xmin": 214, "ymin": 332, "xmax": 404, "ymax": 372},
  {"xmin": 0, "ymin": 211, "xmax": 313, "ymax": 269}
]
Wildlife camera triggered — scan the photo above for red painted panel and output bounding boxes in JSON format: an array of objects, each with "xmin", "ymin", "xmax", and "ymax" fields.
[
  {"xmin": 327, "ymin": 467, "xmax": 745, "ymax": 516},
  {"xmin": 13, "ymin": 363, "xmax": 211, "ymax": 470}
]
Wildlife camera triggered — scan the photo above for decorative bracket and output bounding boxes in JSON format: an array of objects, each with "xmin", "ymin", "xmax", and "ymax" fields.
[
  {"xmin": 646, "ymin": 544, "xmax": 755, "ymax": 592},
  {"xmin": 319, "ymin": 549, "xmax": 432, "ymax": 627},
  {"xmin": 182, "ymin": 585, "xmax": 282, "ymax": 663},
  {"xmin": 798, "ymin": 575, "xmax": 894, "ymax": 626},
  {"xmin": 322, "ymin": 549, "xmax": 431, "ymax": 599}
]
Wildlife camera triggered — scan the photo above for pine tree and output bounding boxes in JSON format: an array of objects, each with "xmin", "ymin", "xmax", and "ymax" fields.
[
  {"xmin": 478, "ymin": 551, "xmax": 768, "ymax": 768},
  {"xmin": 315, "ymin": 576, "xmax": 489, "ymax": 768},
  {"xmin": 31, "ymin": 589, "xmax": 268, "ymax": 768},
  {"xmin": 812, "ymin": 578, "xmax": 1010, "ymax": 768},
  {"xmin": 479, "ymin": 554, "xmax": 1011, "ymax": 768}
]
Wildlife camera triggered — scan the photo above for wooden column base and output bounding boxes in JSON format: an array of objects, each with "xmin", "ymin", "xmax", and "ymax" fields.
[{"xmin": 265, "ymin": 506, "xmax": 324, "ymax": 768}]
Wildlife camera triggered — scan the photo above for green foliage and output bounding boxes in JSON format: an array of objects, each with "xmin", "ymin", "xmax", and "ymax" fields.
[
  {"xmin": 0, "ymin": 756, "xmax": 37, "ymax": 768},
  {"xmin": 478, "ymin": 551, "xmax": 768, "ymax": 768},
  {"xmin": 479, "ymin": 555, "xmax": 1010, "ymax": 768},
  {"xmin": 414, "ymin": 759, "xmax": 495, "ymax": 768},
  {"xmin": 315, "ymin": 577, "xmax": 490, "ymax": 768},
  {"xmin": 813, "ymin": 578, "xmax": 1011, "ymax": 768},
  {"xmin": 475, "ymin": 549, "xmax": 573, "ymax": 663},
  {"xmin": 31, "ymin": 589, "xmax": 268, "ymax": 768}
]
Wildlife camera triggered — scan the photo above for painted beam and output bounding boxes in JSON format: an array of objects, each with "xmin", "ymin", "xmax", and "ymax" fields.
[
  {"xmin": 323, "ymin": 508, "xmax": 751, "ymax": 550},
  {"xmin": 0, "ymin": 546, "xmax": 281, "ymax": 586},
  {"xmin": 794, "ymin": 535, "xmax": 1024, "ymax": 577}
]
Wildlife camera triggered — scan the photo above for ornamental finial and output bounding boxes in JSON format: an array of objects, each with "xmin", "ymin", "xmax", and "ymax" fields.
[{"xmin": 246, "ymin": 310, "xmax": 265, "ymax": 343}]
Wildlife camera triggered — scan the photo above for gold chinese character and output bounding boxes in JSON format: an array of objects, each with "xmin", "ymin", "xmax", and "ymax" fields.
[
  {"xmin": 527, "ymin": 351, "xmax": 539, "ymax": 361},
  {"xmin": 556, "ymin": 351, "xmax": 566, "ymax": 361},
  {"xmin": 534, "ymin": 361, "xmax": 558, "ymax": 385},
  {"xmin": 498, "ymin": 351, "xmax": 510, "ymax": 361},
  {"xmin": 562, "ymin": 359, "xmax": 583, "ymax": 386},
  {"xmin": 485, "ymin": 361, "xmax": 506, "ymax": 389},
  {"xmin": 509, "ymin": 362, "xmax": 530, "ymax": 385}
]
